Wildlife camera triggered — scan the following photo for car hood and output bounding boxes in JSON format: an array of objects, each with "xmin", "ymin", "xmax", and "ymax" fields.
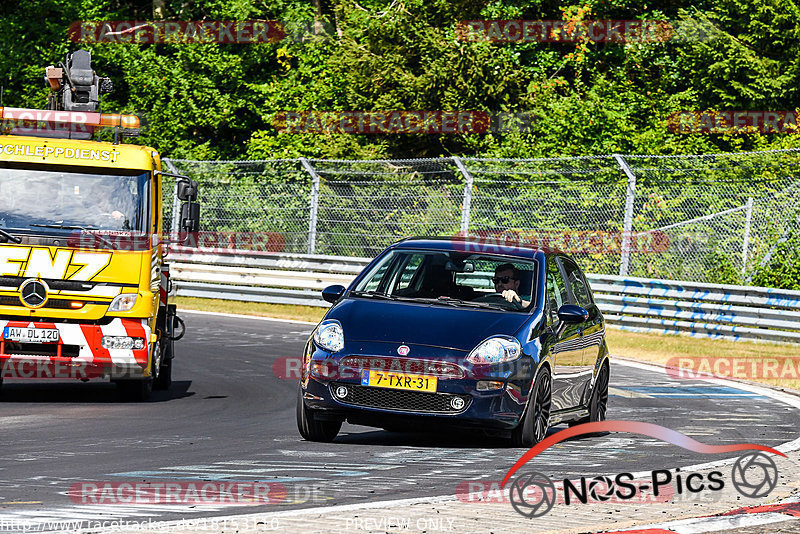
[{"xmin": 326, "ymin": 298, "xmax": 530, "ymax": 352}]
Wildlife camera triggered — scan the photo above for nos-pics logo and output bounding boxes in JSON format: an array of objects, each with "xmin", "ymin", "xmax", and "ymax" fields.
[{"xmin": 503, "ymin": 421, "xmax": 782, "ymax": 518}]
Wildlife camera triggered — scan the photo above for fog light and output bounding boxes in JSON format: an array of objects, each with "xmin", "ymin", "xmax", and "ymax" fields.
[
  {"xmin": 101, "ymin": 336, "xmax": 146, "ymax": 350},
  {"xmin": 334, "ymin": 386, "xmax": 349, "ymax": 399},
  {"xmin": 450, "ymin": 397, "xmax": 466, "ymax": 410},
  {"xmin": 476, "ymin": 380, "xmax": 504, "ymax": 391}
]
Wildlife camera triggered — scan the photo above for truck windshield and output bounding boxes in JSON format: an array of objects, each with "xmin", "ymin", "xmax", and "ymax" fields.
[{"xmin": 0, "ymin": 167, "xmax": 149, "ymax": 234}]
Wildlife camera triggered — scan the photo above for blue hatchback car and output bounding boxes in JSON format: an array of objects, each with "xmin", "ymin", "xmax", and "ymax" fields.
[{"xmin": 297, "ymin": 237, "xmax": 610, "ymax": 446}]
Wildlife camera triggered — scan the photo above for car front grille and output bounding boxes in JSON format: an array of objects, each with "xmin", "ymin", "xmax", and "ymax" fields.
[
  {"xmin": 338, "ymin": 356, "xmax": 465, "ymax": 379},
  {"xmin": 329, "ymin": 383, "xmax": 471, "ymax": 414}
]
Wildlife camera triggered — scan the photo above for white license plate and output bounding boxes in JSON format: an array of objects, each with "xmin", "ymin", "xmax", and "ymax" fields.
[{"xmin": 3, "ymin": 327, "xmax": 60, "ymax": 344}]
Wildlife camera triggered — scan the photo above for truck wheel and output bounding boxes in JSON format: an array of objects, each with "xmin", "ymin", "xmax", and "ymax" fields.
[
  {"xmin": 296, "ymin": 386, "xmax": 341, "ymax": 442},
  {"xmin": 153, "ymin": 338, "xmax": 173, "ymax": 391},
  {"xmin": 117, "ymin": 378, "xmax": 152, "ymax": 402}
]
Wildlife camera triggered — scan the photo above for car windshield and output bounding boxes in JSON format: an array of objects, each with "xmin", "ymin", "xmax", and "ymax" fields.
[
  {"xmin": 352, "ymin": 249, "xmax": 537, "ymax": 312},
  {"xmin": 0, "ymin": 166, "xmax": 149, "ymax": 234}
]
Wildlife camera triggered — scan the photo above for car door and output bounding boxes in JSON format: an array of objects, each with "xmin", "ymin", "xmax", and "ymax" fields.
[
  {"xmin": 545, "ymin": 256, "xmax": 583, "ymax": 412},
  {"xmin": 559, "ymin": 256, "xmax": 599, "ymax": 406}
]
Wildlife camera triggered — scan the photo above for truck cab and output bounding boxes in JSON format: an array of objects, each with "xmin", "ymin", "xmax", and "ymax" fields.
[{"xmin": 0, "ymin": 51, "xmax": 198, "ymax": 401}]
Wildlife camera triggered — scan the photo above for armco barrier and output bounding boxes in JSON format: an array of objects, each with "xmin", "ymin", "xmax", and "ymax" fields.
[{"xmin": 170, "ymin": 247, "xmax": 800, "ymax": 344}]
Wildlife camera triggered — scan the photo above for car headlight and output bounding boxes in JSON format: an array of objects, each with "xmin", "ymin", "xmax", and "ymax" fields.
[
  {"xmin": 466, "ymin": 336, "xmax": 521, "ymax": 364},
  {"xmin": 108, "ymin": 293, "xmax": 138, "ymax": 312},
  {"xmin": 313, "ymin": 320, "xmax": 344, "ymax": 353}
]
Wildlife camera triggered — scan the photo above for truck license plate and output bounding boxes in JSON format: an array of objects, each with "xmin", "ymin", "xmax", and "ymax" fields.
[{"xmin": 3, "ymin": 327, "xmax": 60, "ymax": 343}]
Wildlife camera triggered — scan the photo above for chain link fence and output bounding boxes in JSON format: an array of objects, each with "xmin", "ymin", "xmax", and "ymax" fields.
[{"xmin": 163, "ymin": 149, "xmax": 800, "ymax": 284}]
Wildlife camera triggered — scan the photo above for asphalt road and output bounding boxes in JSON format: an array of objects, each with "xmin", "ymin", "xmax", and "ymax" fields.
[{"xmin": 0, "ymin": 311, "xmax": 797, "ymax": 532}]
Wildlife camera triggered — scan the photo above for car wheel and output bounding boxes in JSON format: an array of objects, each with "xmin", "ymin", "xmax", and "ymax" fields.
[
  {"xmin": 296, "ymin": 386, "xmax": 341, "ymax": 442},
  {"xmin": 511, "ymin": 369, "xmax": 552, "ymax": 447},
  {"xmin": 590, "ymin": 363, "xmax": 609, "ymax": 422}
]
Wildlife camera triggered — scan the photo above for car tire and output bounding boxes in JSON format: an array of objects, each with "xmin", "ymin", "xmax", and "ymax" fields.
[
  {"xmin": 296, "ymin": 386, "xmax": 341, "ymax": 442},
  {"xmin": 589, "ymin": 363, "xmax": 609, "ymax": 422},
  {"xmin": 511, "ymin": 368, "xmax": 552, "ymax": 447}
]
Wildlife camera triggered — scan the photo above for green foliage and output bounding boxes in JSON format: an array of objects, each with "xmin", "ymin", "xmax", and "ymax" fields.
[
  {"xmin": 751, "ymin": 231, "xmax": 800, "ymax": 290},
  {"xmin": 3, "ymin": 0, "xmax": 800, "ymax": 159}
]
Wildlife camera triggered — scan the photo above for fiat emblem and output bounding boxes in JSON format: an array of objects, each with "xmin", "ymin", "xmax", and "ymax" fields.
[{"xmin": 397, "ymin": 345, "xmax": 410, "ymax": 356}]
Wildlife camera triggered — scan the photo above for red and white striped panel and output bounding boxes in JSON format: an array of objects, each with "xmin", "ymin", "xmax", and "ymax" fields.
[
  {"xmin": 160, "ymin": 264, "xmax": 170, "ymax": 306},
  {"xmin": 0, "ymin": 318, "xmax": 150, "ymax": 369}
]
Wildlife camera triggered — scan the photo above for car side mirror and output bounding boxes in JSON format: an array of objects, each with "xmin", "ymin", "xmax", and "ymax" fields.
[
  {"xmin": 557, "ymin": 304, "xmax": 589, "ymax": 324},
  {"xmin": 322, "ymin": 285, "xmax": 346, "ymax": 304}
]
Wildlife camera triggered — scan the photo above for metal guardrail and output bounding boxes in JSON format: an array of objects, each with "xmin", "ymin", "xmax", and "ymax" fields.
[{"xmin": 170, "ymin": 248, "xmax": 800, "ymax": 344}]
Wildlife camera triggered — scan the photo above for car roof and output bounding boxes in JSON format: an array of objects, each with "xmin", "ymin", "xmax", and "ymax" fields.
[{"xmin": 387, "ymin": 236, "xmax": 562, "ymax": 260}]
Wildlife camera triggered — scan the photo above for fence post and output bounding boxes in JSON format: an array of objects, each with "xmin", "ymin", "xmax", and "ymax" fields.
[
  {"xmin": 741, "ymin": 197, "xmax": 753, "ymax": 279},
  {"xmin": 300, "ymin": 157, "xmax": 320, "ymax": 254},
  {"xmin": 453, "ymin": 156, "xmax": 473, "ymax": 235},
  {"xmin": 163, "ymin": 158, "xmax": 182, "ymax": 237},
  {"xmin": 614, "ymin": 154, "xmax": 637, "ymax": 277}
]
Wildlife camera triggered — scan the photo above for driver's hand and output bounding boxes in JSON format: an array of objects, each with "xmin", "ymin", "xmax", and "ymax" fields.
[
  {"xmin": 501, "ymin": 290, "xmax": 521, "ymax": 303},
  {"xmin": 111, "ymin": 210, "xmax": 125, "ymax": 220}
]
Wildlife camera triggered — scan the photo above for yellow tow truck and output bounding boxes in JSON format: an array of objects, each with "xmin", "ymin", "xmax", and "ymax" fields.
[{"xmin": 0, "ymin": 49, "xmax": 199, "ymax": 400}]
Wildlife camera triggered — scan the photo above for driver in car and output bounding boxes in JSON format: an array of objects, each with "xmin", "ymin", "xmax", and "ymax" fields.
[{"xmin": 493, "ymin": 263, "xmax": 530, "ymax": 308}]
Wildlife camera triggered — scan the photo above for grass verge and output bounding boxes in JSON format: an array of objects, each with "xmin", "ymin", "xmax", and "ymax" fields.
[{"xmin": 176, "ymin": 297, "xmax": 800, "ymax": 391}]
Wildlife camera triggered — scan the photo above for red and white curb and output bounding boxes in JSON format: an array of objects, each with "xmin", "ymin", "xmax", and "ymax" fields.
[{"xmin": 605, "ymin": 497, "xmax": 800, "ymax": 533}]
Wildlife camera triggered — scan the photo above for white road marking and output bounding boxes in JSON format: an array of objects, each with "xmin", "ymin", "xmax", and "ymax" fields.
[{"xmin": 609, "ymin": 386, "xmax": 651, "ymax": 398}]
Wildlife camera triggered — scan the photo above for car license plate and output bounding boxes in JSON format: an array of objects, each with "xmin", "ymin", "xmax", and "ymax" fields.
[
  {"xmin": 2, "ymin": 326, "xmax": 60, "ymax": 344},
  {"xmin": 362, "ymin": 370, "xmax": 437, "ymax": 392}
]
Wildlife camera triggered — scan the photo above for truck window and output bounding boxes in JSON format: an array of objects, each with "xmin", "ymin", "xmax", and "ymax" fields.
[{"xmin": 0, "ymin": 166, "xmax": 149, "ymax": 234}]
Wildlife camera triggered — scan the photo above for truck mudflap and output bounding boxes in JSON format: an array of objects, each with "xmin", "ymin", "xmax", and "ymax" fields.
[{"xmin": 0, "ymin": 318, "xmax": 151, "ymax": 380}]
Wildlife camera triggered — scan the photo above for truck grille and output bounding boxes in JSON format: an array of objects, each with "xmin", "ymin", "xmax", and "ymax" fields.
[
  {"xmin": 330, "ymin": 383, "xmax": 471, "ymax": 414},
  {"xmin": 0, "ymin": 297, "xmax": 101, "ymax": 309},
  {"xmin": 0, "ymin": 342, "xmax": 80, "ymax": 358}
]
